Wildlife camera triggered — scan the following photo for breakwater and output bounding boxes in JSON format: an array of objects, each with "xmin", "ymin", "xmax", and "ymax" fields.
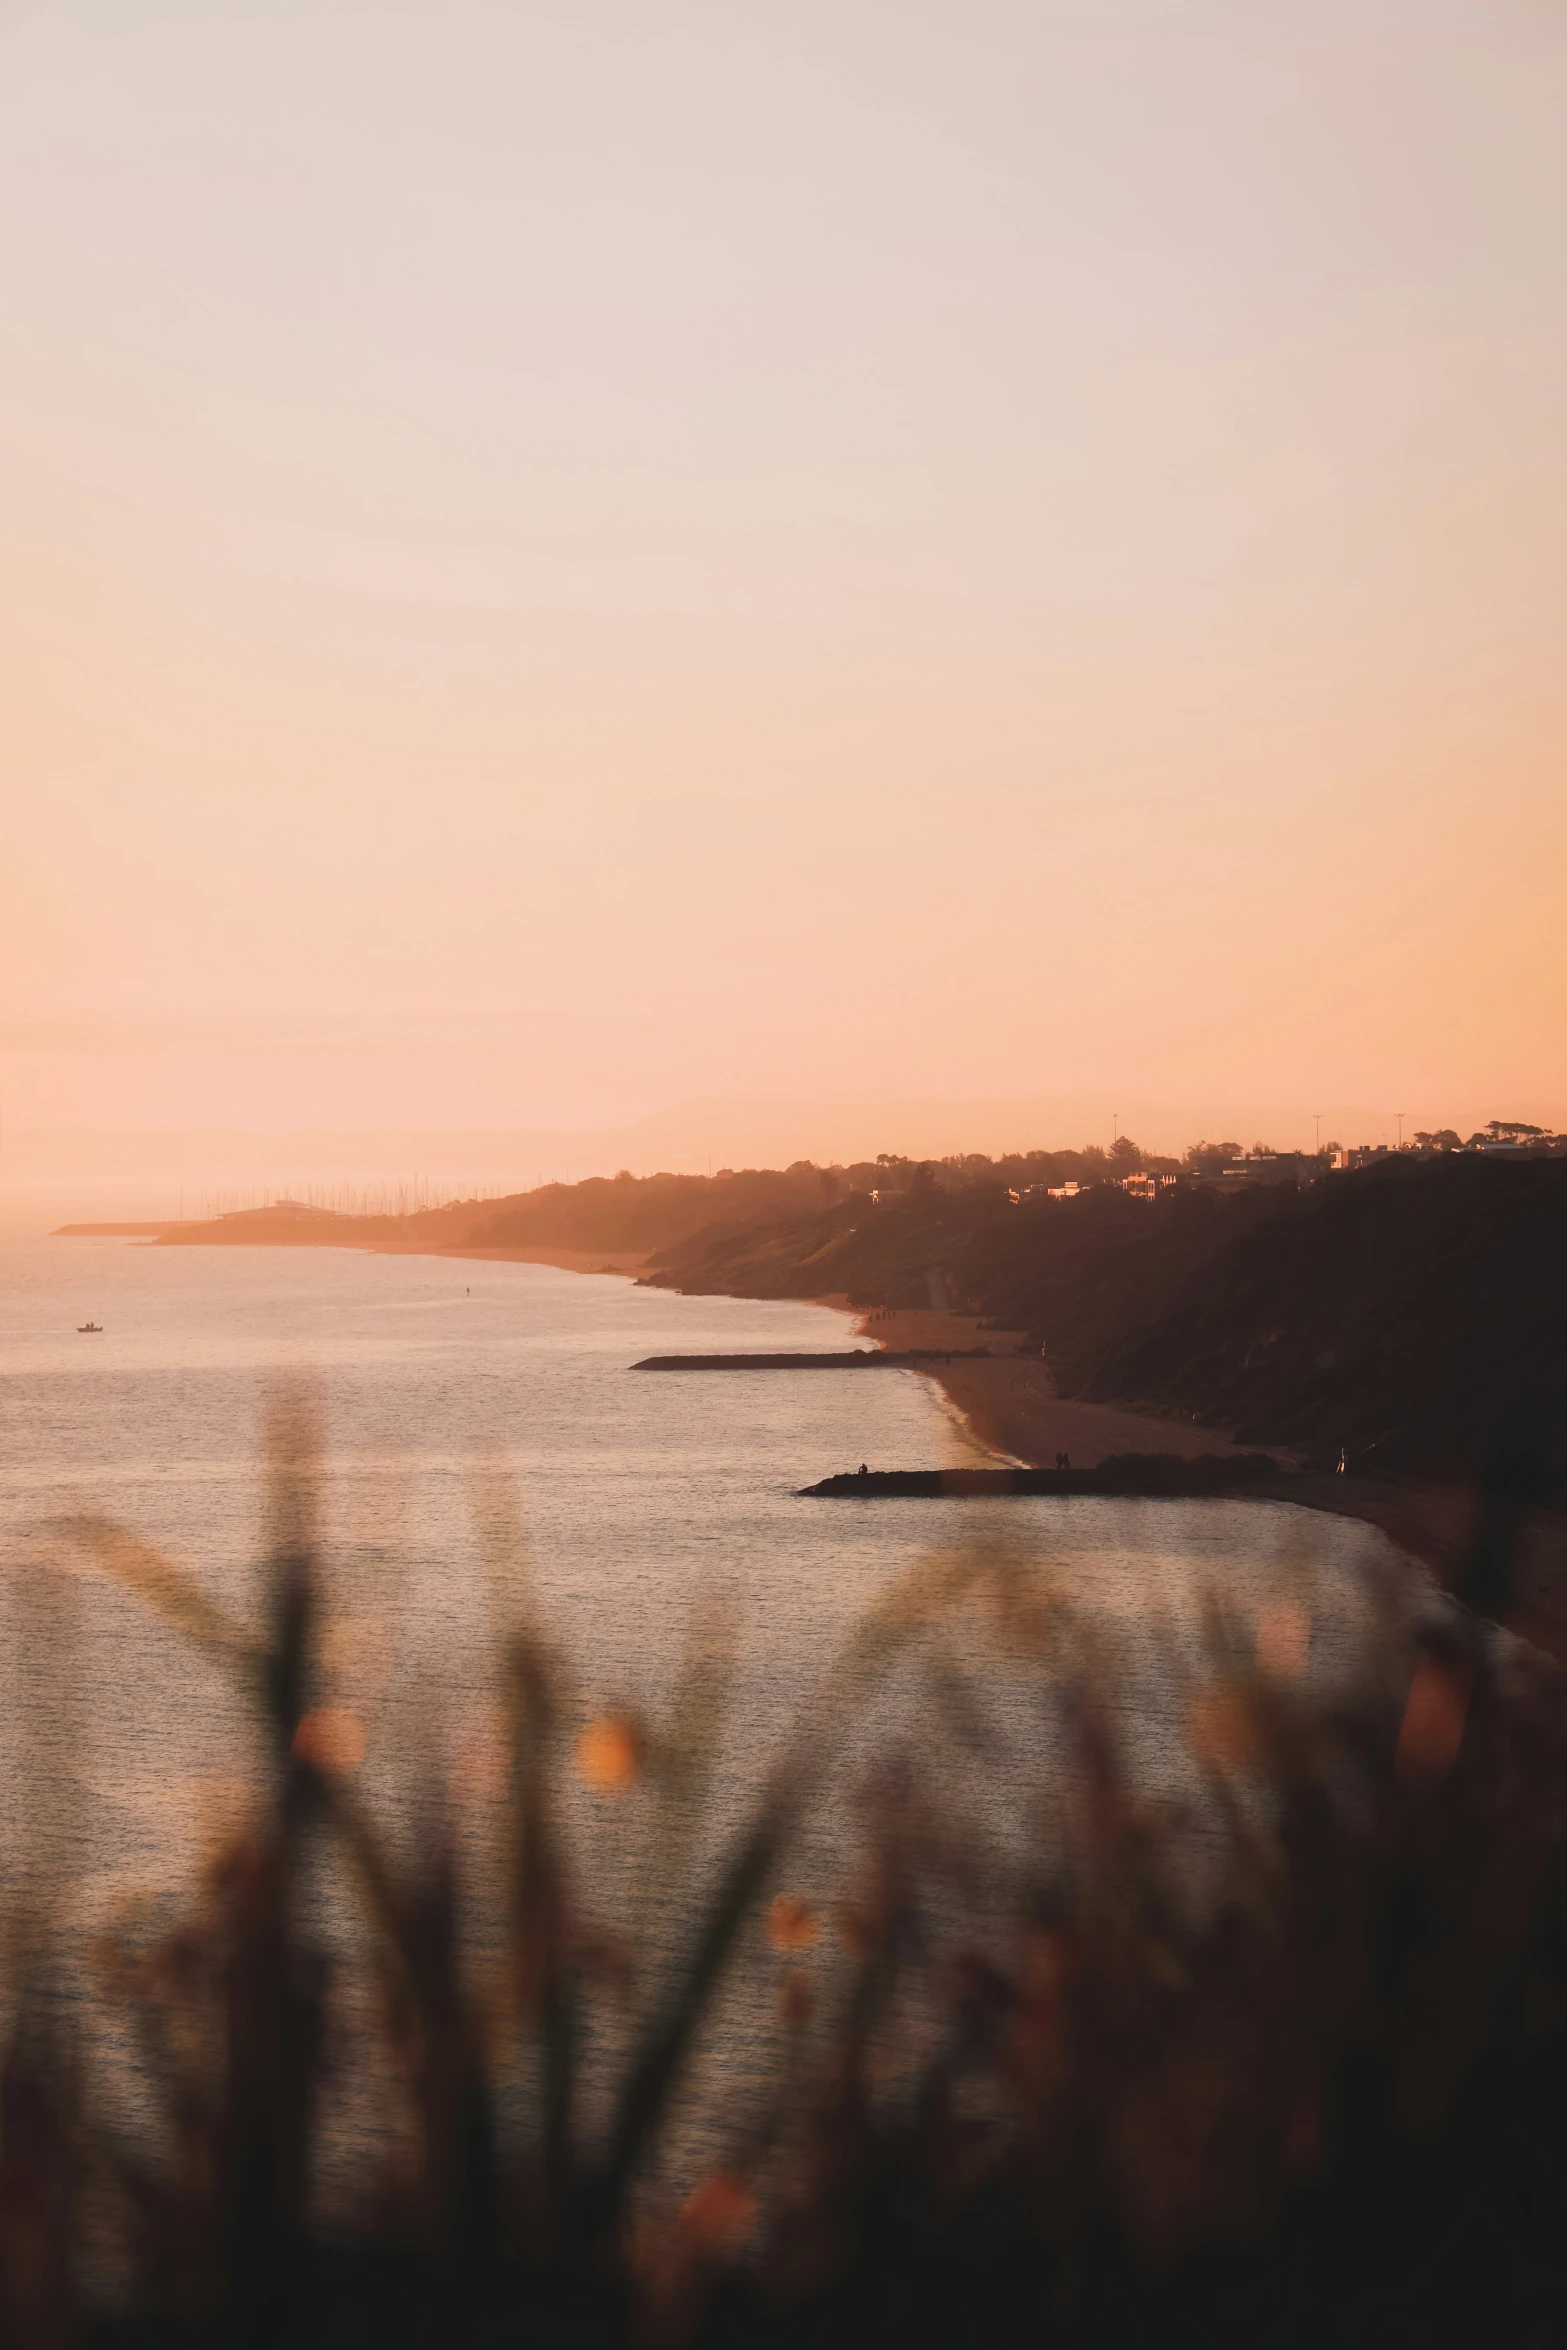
[
  {"xmin": 801, "ymin": 1454, "xmax": 1285, "ymax": 1498},
  {"xmin": 632, "ymin": 1348, "xmax": 1005, "ymax": 1371}
]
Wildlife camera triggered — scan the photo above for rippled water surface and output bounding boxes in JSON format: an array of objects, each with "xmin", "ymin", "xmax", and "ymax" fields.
[
  {"xmin": 0, "ymin": 1233, "xmax": 1426, "ymax": 1868},
  {"xmin": 0, "ymin": 1235, "xmax": 1427, "ymax": 2192}
]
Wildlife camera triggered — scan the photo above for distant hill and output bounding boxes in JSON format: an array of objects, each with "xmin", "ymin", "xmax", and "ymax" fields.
[{"xmin": 151, "ymin": 1146, "xmax": 1134, "ymax": 1260}]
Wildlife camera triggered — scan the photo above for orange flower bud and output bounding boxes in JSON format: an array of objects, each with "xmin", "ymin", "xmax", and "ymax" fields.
[
  {"xmin": 1396, "ymin": 1657, "xmax": 1471, "ymax": 1786},
  {"xmin": 766, "ymin": 1893, "xmax": 820, "ymax": 1953},
  {"xmin": 681, "ymin": 2172, "xmax": 757, "ymax": 2253},
  {"xmin": 292, "ymin": 1707, "xmax": 366, "ymax": 1775},
  {"xmin": 576, "ymin": 1713, "xmax": 642, "ymax": 1793}
]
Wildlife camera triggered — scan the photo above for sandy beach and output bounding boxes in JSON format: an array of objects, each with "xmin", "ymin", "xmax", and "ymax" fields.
[{"xmin": 849, "ymin": 1304, "xmax": 1258, "ymax": 1470}]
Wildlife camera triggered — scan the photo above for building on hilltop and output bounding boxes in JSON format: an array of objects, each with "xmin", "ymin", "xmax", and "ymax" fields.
[{"xmin": 1117, "ymin": 1174, "xmax": 1179, "ymax": 1201}]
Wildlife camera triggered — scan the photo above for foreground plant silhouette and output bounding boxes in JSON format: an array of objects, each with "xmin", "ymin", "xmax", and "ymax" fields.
[{"xmin": 9, "ymin": 1397, "xmax": 1567, "ymax": 2347}]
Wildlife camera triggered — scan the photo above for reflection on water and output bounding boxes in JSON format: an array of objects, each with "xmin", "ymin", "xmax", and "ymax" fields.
[
  {"xmin": 0, "ymin": 1236, "xmax": 1438, "ymax": 2225},
  {"xmin": 1, "ymin": 1237, "xmax": 1417, "ymax": 1884}
]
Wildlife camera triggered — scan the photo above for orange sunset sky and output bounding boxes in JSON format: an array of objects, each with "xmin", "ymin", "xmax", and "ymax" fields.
[{"xmin": 3, "ymin": 0, "xmax": 1565, "ymax": 1195}]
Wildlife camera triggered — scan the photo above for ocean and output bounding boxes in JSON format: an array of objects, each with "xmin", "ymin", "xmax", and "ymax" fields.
[{"xmin": 0, "ymin": 1233, "xmax": 1430, "ymax": 2203}]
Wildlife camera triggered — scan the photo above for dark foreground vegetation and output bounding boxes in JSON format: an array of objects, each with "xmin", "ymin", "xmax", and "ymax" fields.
[
  {"xmin": 10, "ymin": 1403, "xmax": 1567, "ymax": 2346},
  {"xmin": 159, "ymin": 1153, "xmax": 1567, "ymax": 1498}
]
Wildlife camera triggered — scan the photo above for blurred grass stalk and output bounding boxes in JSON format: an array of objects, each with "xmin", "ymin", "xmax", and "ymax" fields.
[{"xmin": 6, "ymin": 1388, "xmax": 1567, "ymax": 2346}]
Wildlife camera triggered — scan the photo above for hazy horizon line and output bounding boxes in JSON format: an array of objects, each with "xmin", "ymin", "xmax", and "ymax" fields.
[{"xmin": 6, "ymin": 1089, "xmax": 1563, "ymax": 1220}]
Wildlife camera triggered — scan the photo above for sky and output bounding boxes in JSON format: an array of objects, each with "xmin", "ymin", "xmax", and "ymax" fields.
[{"xmin": 3, "ymin": 0, "xmax": 1565, "ymax": 1182}]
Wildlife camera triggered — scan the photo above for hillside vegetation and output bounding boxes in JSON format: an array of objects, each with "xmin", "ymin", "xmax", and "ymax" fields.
[{"xmin": 639, "ymin": 1157, "xmax": 1567, "ymax": 1489}]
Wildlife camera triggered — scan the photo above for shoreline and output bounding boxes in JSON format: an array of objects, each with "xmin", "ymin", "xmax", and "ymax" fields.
[
  {"xmin": 846, "ymin": 1304, "xmax": 1265, "ymax": 1473},
  {"xmin": 78, "ymin": 1228, "xmax": 1562, "ymax": 1647},
  {"xmin": 134, "ymin": 1226, "xmax": 1247, "ymax": 1473}
]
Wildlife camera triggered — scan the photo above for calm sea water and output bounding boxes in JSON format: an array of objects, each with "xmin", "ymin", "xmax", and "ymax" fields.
[{"xmin": 0, "ymin": 1235, "xmax": 1431, "ymax": 2198}]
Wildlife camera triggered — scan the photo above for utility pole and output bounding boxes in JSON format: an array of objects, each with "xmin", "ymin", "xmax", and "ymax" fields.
[
  {"xmin": 1396, "ymin": 1111, "xmax": 1405, "ymax": 1151},
  {"xmin": 1313, "ymin": 1112, "xmax": 1322, "ymax": 1157}
]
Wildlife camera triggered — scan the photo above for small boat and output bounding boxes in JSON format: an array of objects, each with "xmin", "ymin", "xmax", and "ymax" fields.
[{"xmin": 77, "ymin": 1321, "xmax": 102, "ymax": 1333}]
